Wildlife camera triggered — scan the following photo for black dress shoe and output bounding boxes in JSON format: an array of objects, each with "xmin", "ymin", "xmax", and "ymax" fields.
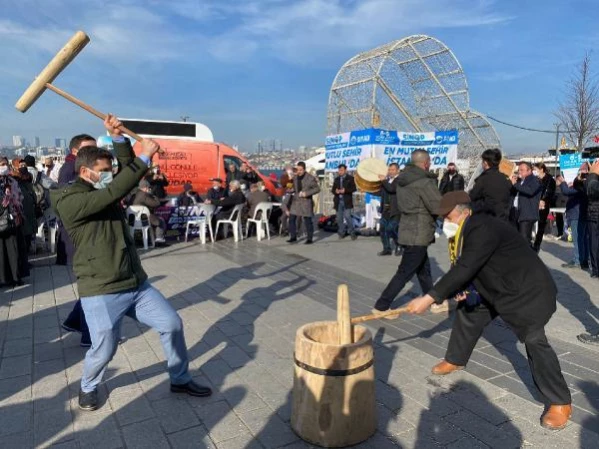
[
  {"xmin": 79, "ymin": 389, "xmax": 99, "ymax": 411},
  {"xmin": 304, "ymin": 240, "xmax": 313, "ymax": 245},
  {"xmin": 286, "ymin": 238, "xmax": 297, "ymax": 243},
  {"xmin": 378, "ymin": 250, "xmax": 392, "ymax": 256},
  {"xmin": 351, "ymin": 234, "xmax": 357, "ymax": 241},
  {"xmin": 591, "ymin": 273, "xmax": 598, "ymax": 279},
  {"xmin": 394, "ymin": 247, "xmax": 403, "ymax": 257},
  {"xmin": 171, "ymin": 380, "xmax": 212, "ymax": 397},
  {"xmin": 577, "ymin": 332, "xmax": 599, "ymax": 345}
]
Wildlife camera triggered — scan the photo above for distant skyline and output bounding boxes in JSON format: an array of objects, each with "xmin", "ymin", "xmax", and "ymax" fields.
[{"xmin": 1, "ymin": 0, "xmax": 598, "ymax": 154}]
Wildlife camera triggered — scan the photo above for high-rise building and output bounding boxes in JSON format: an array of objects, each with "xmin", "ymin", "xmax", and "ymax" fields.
[
  {"xmin": 12, "ymin": 135, "xmax": 24, "ymax": 147},
  {"xmin": 55, "ymin": 138, "xmax": 67, "ymax": 148},
  {"xmin": 34, "ymin": 136, "xmax": 40, "ymax": 147}
]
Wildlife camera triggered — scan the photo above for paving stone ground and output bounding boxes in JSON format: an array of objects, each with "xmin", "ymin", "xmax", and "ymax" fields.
[{"xmin": 0, "ymin": 229, "xmax": 598, "ymax": 448}]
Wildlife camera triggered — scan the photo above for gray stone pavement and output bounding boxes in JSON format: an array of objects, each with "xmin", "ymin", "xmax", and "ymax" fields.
[{"xmin": 0, "ymin": 229, "xmax": 598, "ymax": 448}]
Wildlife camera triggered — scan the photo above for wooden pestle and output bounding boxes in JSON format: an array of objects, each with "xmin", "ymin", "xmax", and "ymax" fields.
[{"xmin": 337, "ymin": 284, "xmax": 353, "ymax": 344}]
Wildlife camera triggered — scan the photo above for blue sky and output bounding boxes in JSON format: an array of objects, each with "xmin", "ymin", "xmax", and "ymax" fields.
[{"xmin": 0, "ymin": 0, "xmax": 597, "ymax": 154}]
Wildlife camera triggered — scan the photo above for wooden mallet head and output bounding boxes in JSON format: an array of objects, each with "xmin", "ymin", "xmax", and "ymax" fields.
[{"xmin": 15, "ymin": 31, "xmax": 90, "ymax": 113}]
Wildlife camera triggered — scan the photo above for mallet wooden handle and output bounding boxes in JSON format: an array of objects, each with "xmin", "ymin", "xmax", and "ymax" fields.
[
  {"xmin": 351, "ymin": 306, "xmax": 410, "ymax": 324},
  {"xmin": 45, "ymin": 83, "xmax": 145, "ymax": 141},
  {"xmin": 337, "ymin": 285, "xmax": 352, "ymax": 344}
]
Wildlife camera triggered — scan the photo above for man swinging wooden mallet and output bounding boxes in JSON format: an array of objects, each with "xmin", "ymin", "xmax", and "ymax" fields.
[{"xmin": 404, "ymin": 191, "xmax": 572, "ymax": 430}]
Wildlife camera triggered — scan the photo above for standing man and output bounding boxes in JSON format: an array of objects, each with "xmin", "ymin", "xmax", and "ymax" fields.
[
  {"xmin": 532, "ymin": 163, "xmax": 556, "ymax": 252},
  {"xmin": 372, "ymin": 151, "xmax": 441, "ymax": 313},
  {"xmin": 469, "ymin": 148, "xmax": 512, "ymax": 220},
  {"xmin": 579, "ymin": 160, "xmax": 599, "ymax": 344},
  {"xmin": 57, "ymin": 134, "xmax": 98, "ymax": 348},
  {"xmin": 405, "ymin": 191, "xmax": 572, "ymax": 430},
  {"xmin": 287, "ymin": 161, "xmax": 320, "ymax": 245},
  {"xmin": 557, "ymin": 168, "xmax": 589, "ymax": 270},
  {"xmin": 332, "ymin": 164, "xmax": 357, "ymax": 240},
  {"xmin": 377, "ymin": 163, "xmax": 400, "ymax": 256},
  {"xmin": 52, "ymin": 116, "xmax": 211, "ymax": 411},
  {"xmin": 438, "ymin": 162, "xmax": 465, "ymax": 194},
  {"xmin": 510, "ymin": 161, "xmax": 542, "ymax": 247}
]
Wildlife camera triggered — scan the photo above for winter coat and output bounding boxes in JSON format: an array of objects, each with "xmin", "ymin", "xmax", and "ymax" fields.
[
  {"xmin": 396, "ymin": 164, "xmax": 441, "ymax": 246},
  {"xmin": 469, "ymin": 166, "xmax": 512, "ymax": 221},
  {"xmin": 538, "ymin": 174, "xmax": 556, "ymax": 209},
  {"xmin": 51, "ymin": 139, "xmax": 148, "ymax": 297},
  {"xmin": 379, "ymin": 176, "xmax": 400, "ymax": 219},
  {"xmin": 290, "ymin": 173, "xmax": 320, "ymax": 217},
  {"xmin": 586, "ymin": 173, "xmax": 599, "ymax": 222},
  {"xmin": 511, "ymin": 174, "xmax": 542, "ymax": 222},
  {"xmin": 438, "ymin": 172, "xmax": 465, "ymax": 194},
  {"xmin": 428, "ymin": 214, "xmax": 557, "ymax": 341},
  {"xmin": 17, "ymin": 180, "xmax": 37, "ymax": 237},
  {"xmin": 331, "ymin": 174, "xmax": 357, "ymax": 209},
  {"xmin": 560, "ymin": 180, "xmax": 587, "ymax": 221}
]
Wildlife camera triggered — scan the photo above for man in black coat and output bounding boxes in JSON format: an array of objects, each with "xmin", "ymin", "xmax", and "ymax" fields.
[
  {"xmin": 469, "ymin": 148, "xmax": 512, "ymax": 220},
  {"xmin": 377, "ymin": 163, "xmax": 400, "ymax": 256},
  {"xmin": 438, "ymin": 163, "xmax": 465, "ymax": 194},
  {"xmin": 532, "ymin": 163, "xmax": 556, "ymax": 252},
  {"xmin": 331, "ymin": 164, "xmax": 357, "ymax": 240},
  {"xmin": 510, "ymin": 161, "xmax": 542, "ymax": 247},
  {"xmin": 405, "ymin": 191, "xmax": 572, "ymax": 430},
  {"xmin": 579, "ymin": 160, "xmax": 599, "ymax": 345}
]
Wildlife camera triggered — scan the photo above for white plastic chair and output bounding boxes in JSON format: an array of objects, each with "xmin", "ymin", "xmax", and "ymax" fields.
[
  {"xmin": 35, "ymin": 209, "xmax": 58, "ymax": 254},
  {"xmin": 185, "ymin": 204, "xmax": 215, "ymax": 244},
  {"xmin": 246, "ymin": 202, "xmax": 274, "ymax": 241},
  {"xmin": 126, "ymin": 206, "xmax": 155, "ymax": 250},
  {"xmin": 215, "ymin": 203, "xmax": 244, "ymax": 242}
]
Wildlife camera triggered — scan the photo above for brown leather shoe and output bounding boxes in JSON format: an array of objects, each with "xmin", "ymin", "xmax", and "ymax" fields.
[
  {"xmin": 541, "ymin": 404, "xmax": 572, "ymax": 430},
  {"xmin": 431, "ymin": 360, "xmax": 464, "ymax": 375}
]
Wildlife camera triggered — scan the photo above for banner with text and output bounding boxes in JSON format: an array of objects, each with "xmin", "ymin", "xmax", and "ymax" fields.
[
  {"xmin": 559, "ymin": 153, "xmax": 583, "ymax": 184},
  {"xmin": 325, "ymin": 128, "xmax": 458, "ymax": 172}
]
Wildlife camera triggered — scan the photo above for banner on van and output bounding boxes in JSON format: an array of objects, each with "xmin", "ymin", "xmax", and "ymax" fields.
[{"xmin": 325, "ymin": 128, "xmax": 458, "ymax": 172}]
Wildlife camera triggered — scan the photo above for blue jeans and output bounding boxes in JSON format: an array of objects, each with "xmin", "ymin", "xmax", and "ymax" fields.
[
  {"xmin": 380, "ymin": 216, "xmax": 399, "ymax": 252},
  {"xmin": 80, "ymin": 281, "xmax": 191, "ymax": 393},
  {"xmin": 337, "ymin": 203, "xmax": 355, "ymax": 236},
  {"xmin": 571, "ymin": 219, "xmax": 589, "ymax": 266}
]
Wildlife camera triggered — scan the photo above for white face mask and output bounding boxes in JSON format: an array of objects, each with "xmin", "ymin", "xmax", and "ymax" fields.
[
  {"xmin": 533, "ymin": 170, "xmax": 538, "ymax": 177},
  {"xmin": 0, "ymin": 166, "xmax": 8, "ymax": 176},
  {"xmin": 259, "ymin": 186, "xmax": 265, "ymax": 191},
  {"xmin": 442, "ymin": 221, "xmax": 460, "ymax": 239},
  {"xmin": 287, "ymin": 170, "xmax": 293, "ymax": 176}
]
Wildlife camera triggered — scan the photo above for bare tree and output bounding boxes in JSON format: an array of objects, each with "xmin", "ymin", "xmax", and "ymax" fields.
[{"xmin": 555, "ymin": 52, "xmax": 599, "ymax": 151}]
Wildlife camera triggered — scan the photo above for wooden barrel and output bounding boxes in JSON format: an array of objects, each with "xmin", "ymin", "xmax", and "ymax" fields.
[{"xmin": 291, "ymin": 321, "xmax": 376, "ymax": 447}]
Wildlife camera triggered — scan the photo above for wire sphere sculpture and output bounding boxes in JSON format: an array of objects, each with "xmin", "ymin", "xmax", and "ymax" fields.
[{"xmin": 327, "ymin": 35, "xmax": 501, "ymax": 161}]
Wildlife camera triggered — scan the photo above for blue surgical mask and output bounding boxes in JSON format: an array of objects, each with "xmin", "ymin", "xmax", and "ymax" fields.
[{"xmin": 91, "ymin": 170, "xmax": 113, "ymax": 190}]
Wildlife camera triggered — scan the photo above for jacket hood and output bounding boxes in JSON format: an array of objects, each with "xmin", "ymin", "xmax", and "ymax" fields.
[{"xmin": 397, "ymin": 164, "xmax": 436, "ymax": 187}]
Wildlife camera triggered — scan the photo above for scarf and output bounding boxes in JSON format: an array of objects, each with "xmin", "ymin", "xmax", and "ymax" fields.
[{"xmin": 447, "ymin": 214, "xmax": 481, "ymax": 306}]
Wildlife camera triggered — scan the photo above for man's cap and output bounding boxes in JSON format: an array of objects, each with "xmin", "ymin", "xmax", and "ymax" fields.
[
  {"xmin": 210, "ymin": 177, "xmax": 223, "ymax": 183},
  {"xmin": 438, "ymin": 191, "xmax": 471, "ymax": 216},
  {"xmin": 183, "ymin": 182, "xmax": 193, "ymax": 191},
  {"xmin": 139, "ymin": 179, "xmax": 151, "ymax": 189}
]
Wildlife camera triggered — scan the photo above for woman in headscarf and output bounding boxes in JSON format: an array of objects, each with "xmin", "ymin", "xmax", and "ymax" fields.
[
  {"xmin": 12, "ymin": 159, "xmax": 37, "ymax": 253},
  {"xmin": 0, "ymin": 157, "xmax": 28, "ymax": 286}
]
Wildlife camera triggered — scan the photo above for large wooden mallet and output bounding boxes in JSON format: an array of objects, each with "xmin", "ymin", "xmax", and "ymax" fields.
[
  {"xmin": 336, "ymin": 284, "xmax": 410, "ymax": 345},
  {"xmin": 15, "ymin": 30, "xmax": 145, "ymax": 143}
]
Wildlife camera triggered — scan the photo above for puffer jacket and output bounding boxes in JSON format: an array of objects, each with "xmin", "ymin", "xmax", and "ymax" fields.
[{"xmin": 396, "ymin": 164, "xmax": 441, "ymax": 246}]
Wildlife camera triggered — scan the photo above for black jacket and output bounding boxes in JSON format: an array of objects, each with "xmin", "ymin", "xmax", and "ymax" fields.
[
  {"xmin": 586, "ymin": 173, "xmax": 599, "ymax": 222},
  {"xmin": 214, "ymin": 189, "xmax": 246, "ymax": 213},
  {"xmin": 428, "ymin": 214, "xmax": 557, "ymax": 340},
  {"xmin": 538, "ymin": 174, "xmax": 556, "ymax": 210},
  {"xmin": 379, "ymin": 176, "xmax": 400, "ymax": 219},
  {"xmin": 439, "ymin": 172, "xmax": 465, "ymax": 194},
  {"xmin": 511, "ymin": 174, "xmax": 542, "ymax": 222},
  {"xmin": 207, "ymin": 188, "xmax": 227, "ymax": 203},
  {"xmin": 331, "ymin": 174, "xmax": 357, "ymax": 209},
  {"xmin": 469, "ymin": 166, "xmax": 512, "ymax": 220}
]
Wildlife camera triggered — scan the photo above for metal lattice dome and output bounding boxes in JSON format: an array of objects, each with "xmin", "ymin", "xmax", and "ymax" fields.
[{"xmin": 327, "ymin": 35, "xmax": 500, "ymax": 160}]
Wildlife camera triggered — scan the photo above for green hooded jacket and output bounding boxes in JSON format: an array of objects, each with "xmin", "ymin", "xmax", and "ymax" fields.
[{"xmin": 50, "ymin": 139, "xmax": 149, "ymax": 297}]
